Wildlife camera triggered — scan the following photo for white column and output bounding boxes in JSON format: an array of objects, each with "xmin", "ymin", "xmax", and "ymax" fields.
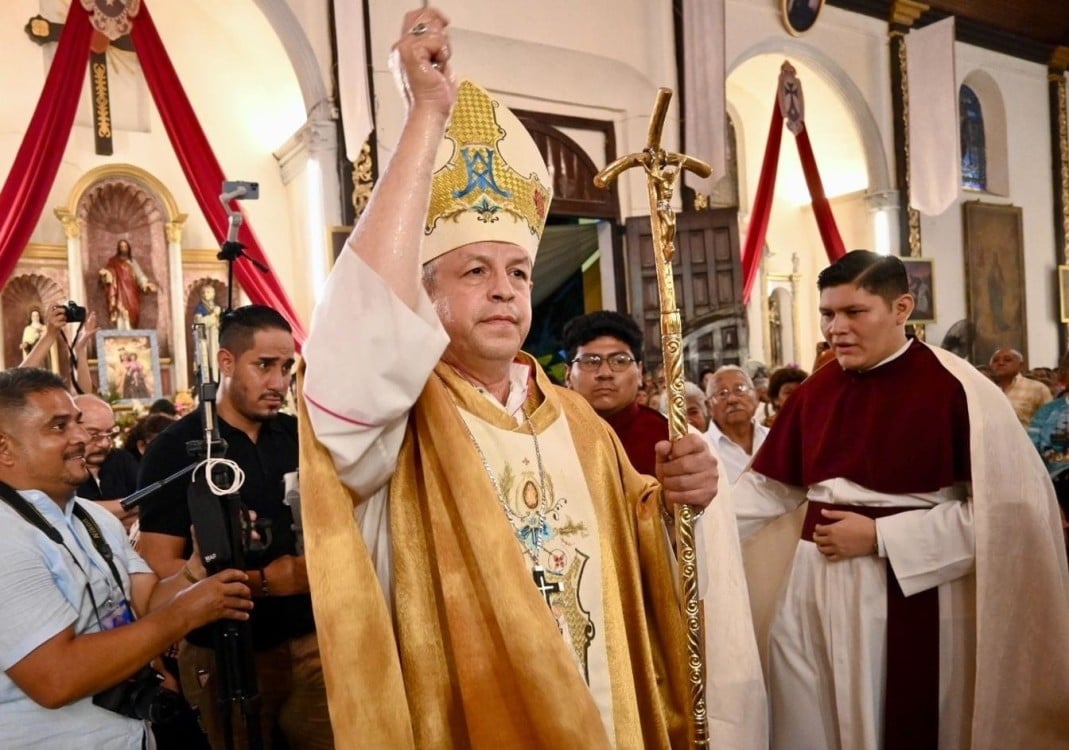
[
  {"xmin": 866, "ymin": 189, "xmax": 900, "ymax": 256},
  {"xmin": 274, "ymin": 111, "xmax": 341, "ymax": 324},
  {"xmin": 166, "ymin": 217, "xmax": 189, "ymax": 392}
]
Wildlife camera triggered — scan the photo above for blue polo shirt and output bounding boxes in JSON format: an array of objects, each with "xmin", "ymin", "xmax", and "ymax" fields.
[{"xmin": 0, "ymin": 490, "xmax": 152, "ymax": 749}]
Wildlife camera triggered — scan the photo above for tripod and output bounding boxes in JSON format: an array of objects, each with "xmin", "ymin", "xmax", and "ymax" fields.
[{"xmin": 186, "ymin": 322, "xmax": 264, "ymax": 750}]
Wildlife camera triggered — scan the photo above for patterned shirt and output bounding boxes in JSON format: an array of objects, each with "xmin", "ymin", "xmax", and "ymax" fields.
[
  {"xmin": 1002, "ymin": 374, "xmax": 1052, "ymax": 428},
  {"xmin": 1028, "ymin": 396, "xmax": 1069, "ymax": 479}
]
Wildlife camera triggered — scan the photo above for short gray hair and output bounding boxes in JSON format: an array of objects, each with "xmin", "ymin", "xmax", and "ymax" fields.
[
  {"xmin": 683, "ymin": 381, "xmax": 707, "ymax": 416},
  {"xmin": 706, "ymin": 365, "xmax": 754, "ymax": 399}
]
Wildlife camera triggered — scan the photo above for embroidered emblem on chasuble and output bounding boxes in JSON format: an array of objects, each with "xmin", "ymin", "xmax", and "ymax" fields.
[{"xmin": 458, "ymin": 409, "xmax": 613, "ymax": 723}]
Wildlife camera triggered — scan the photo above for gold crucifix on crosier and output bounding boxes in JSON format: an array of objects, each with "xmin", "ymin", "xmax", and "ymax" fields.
[{"xmin": 594, "ymin": 88, "xmax": 712, "ymax": 748}]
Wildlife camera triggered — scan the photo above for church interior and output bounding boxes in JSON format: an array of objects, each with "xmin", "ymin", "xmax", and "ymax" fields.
[{"xmin": 2, "ymin": 0, "xmax": 1068, "ymax": 397}]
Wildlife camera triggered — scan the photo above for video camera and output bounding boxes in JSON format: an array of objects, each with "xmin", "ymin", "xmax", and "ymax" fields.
[
  {"xmin": 60, "ymin": 300, "xmax": 87, "ymax": 323},
  {"xmin": 93, "ymin": 664, "xmax": 183, "ymax": 724}
]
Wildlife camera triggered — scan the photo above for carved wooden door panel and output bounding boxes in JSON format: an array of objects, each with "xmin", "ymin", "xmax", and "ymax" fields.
[{"xmin": 624, "ymin": 208, "xmax": 745, "ymax": 373}]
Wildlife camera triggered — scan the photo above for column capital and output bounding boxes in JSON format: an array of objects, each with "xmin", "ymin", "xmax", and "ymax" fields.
[
  {"xmin": 53, "ymin": 208, "xmax": 80, "ymax": 238},
  {"xmin": 165, "ymin": 214, "xmax": 189, "ymax": 245}
]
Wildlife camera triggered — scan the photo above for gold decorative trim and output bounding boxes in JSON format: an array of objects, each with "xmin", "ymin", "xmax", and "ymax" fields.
[
  {"xmin": 62, "ymin": 163, "xmax": 183, "ymax": 222},
  {"xmin": 91, "ymin": 60, "xmax": 111, "ymax": 138},
  {"xmin": 352, "ymin": 139, "xmax": 374, "ymax": 219},
  {"xmin": 1056, "ymin": 78, "xmax": 1069, "ymax": 261},
  {"xmin": 895, "ymin": 34, "xmax": 923, "ymax": 256},
  {"xmin": 890, "ymin": 0, "xmax": 928, "ymax": 28},
  {"xmin": 1051, "ymin": 46, "xmax": 1069, "ymax": 74},
  {"xmin": 182, "ymin": 249, "xmax": 224, "ymax": 264},
  {"xmin": 21, "ymin": 243, "xmax": 68, "ymax": 261}
]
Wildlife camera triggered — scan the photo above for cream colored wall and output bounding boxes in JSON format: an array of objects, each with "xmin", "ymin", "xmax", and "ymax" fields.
[
  {"xmin": 920, "ymin": 46, "xmax": 1059, "ymax": 368},
  {"xmin": 366, "ymin": 0, "xmax": 678, "ymax": 221}
]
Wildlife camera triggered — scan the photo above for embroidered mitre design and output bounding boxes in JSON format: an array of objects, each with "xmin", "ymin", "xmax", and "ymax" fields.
[{"xmin": 422, "ymin": 80, "xmax": 552, "ymax": 264}]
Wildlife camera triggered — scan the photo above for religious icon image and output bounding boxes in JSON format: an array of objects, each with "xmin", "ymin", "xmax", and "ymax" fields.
[
  {"xmin": 782, "ymin": 0, "xmax": 824, "ymax": 36},
  {"xmin": 20, "ymin": 307, "xmax": 47, "ymax": 359},
  {"xmin": 96, "ymin": 329, "xmax": 162, "ymax": 405},
  {"xmin": 902, "ymin": 257, "xmax": 936, "ymax": 324},
  {"xmin": 99, "ymin": 238, "xmax": 158, "ymax": 329}
]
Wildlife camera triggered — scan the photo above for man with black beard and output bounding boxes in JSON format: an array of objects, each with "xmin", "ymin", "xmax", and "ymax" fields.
[{"xmin": 137, "ymin": 305, "xmax": 332, "ymax": 750}]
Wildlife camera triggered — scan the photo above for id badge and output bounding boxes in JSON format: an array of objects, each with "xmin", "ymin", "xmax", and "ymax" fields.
[{"xmin": 99, "ymin": 598, "xmax": 136, "ymax": 630}]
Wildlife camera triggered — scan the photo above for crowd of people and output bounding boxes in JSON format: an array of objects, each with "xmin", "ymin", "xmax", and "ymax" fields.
[{"xmin": 2, "ymin": 7, "xmax": 1068, "ymax": 750}]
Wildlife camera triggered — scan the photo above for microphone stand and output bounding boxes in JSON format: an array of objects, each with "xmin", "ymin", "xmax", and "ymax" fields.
[{"xmin": 218, "ymin": 188, "xmax": 270, "ymax": 312}]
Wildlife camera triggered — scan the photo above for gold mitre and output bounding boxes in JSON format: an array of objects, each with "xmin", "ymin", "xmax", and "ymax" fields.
[{"xmin": 421, "ymin": 80, "xmax": 553, "ymax": 265}]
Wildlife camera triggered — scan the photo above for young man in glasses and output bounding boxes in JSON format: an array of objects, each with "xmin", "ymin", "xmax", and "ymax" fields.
[
  {"xmin": 74, "ymin": 394, "xmax": 139, "ymax": 529},
  {"xmin": 562, "ymin": 310, "xmax": 666, "ymax": 475},
  {"xmin": 703, "ymin": 366, "xmax": 768, "ymax": 485}
]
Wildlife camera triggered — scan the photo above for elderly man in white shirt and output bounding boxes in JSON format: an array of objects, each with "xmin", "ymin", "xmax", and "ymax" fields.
[{"xmin": 704, "ymin": 366, "xmax": 769, "ymax": 483}]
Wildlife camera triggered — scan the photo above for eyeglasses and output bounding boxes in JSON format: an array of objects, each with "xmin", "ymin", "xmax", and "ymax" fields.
[
  {"xmin": 86, "ymin": 427, "xmax": 121, "ymax": 444},
  {"xmin": 710, "ymin": 384, "xmax": 754, "ymax": 402},
  {"xmin": 571, "ymin": 353, "xmax": 637, "ymax": 372}
]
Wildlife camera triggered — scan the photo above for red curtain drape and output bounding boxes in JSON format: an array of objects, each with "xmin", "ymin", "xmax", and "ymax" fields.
[
  {"xmin": 130, "ymin": 2, "xmax": 307, "ymax": 346},
  {"xmin": 740, "ymin": 95, "xmax": 847, "ymax": 304},
  {"xmin": 740, "ymin": 98, "xmax": 783, "ymax": 305},
  {"xmin": 0, "ymin": 3, "xmax": 92, "ymax": 289}
]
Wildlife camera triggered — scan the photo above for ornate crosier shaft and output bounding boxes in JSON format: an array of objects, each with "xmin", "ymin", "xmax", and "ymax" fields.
[{"xmin": 594, "ymin": 88, "xmax": 712, "ymax": 748}]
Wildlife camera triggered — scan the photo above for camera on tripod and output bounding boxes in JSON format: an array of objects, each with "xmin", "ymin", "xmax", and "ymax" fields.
[
  {"xmin": 93, "ymin": 664, "xmax": 183, "ymax": 724},
  {"xmin": 60, "ymin": 300, "xmax": 87, "ymax": 323}
]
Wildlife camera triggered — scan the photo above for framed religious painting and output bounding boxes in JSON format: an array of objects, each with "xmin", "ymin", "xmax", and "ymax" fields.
[
  {"xmin": 962, "ymin": 202, "xmax": 1026, "ymax": 365},
  {"xmin": 782, "ymin": 0, "xmax": 825, "ymax": 36},
  {"xmin": 901, "ymin": 257, "xmax": 935, "ymax": 324},
  {"xmin": 96, "ymin": 329, "xmax": 162, "ymax": 406}
]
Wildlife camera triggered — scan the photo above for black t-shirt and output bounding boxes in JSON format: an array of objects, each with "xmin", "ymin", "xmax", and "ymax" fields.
[
  {"xmin": 78, "ymin": 448, "xmax": 140, "ymax": 500},
  {"xmin": 137, "ymin": 410, "xmax": 315, "ymax": 650}
]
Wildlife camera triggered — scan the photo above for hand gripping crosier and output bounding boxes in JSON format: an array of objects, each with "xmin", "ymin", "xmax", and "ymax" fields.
[{"xmin": 594, "ymin": 88, "xmax": 712, "ymax": 747}]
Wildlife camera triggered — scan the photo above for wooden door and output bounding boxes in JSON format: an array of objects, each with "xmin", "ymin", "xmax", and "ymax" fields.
[{"xmin": 625, "ymin": 208, "xmax": 745, "ymax": 375}]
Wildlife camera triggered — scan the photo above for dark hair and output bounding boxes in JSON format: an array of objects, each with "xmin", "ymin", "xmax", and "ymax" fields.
[
  {"xmin": 0, "ymin": 368, "xmax": 69, "ymax": 418},
  {"xmin": 219, "ymin": 305, "xmax": 293, "ymax": 357},
  {"xmin": 768, "ymin": 366, "xmax": 809, "ymax": 401},
  {"xmin": 561, "ymin": 311, "xmax": 644, "ymax": 363},
  {"xmin": 148, "ymin": 398, "xmax": 177, "ymax": 416},
  {"xmin": 816, "ymin": 250, "xmax": 909, "ymax": 306},
  {"xmin": 124, "ymin": 413, "xmax": 176, "ymax": 458}
]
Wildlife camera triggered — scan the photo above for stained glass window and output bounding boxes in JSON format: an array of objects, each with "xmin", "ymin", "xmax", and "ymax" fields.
[{"xmin": 959, "ymin": 85, "xmax": 986, "ymax": 191}]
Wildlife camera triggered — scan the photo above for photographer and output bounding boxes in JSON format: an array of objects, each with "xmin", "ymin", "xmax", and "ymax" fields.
[
  {"xmin": 138, "ymin": 306, "xmax": 331, "ymax": 750},
  {"xmin": 0, "ymin": 368, "xmax": 252, "ymax": 749},
  {"xmin": 19, "ymin": 302, "xmax": 96, "ymax": 394}
]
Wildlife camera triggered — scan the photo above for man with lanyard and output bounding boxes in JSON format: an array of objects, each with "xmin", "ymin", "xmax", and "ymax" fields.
[
  {"xmin": 298, "ymin": 8, "xmax": 764, "ymax": 748},
  {"xmin": 0, "ymin": 367, "xmax": 251, "ymax": 749},
  {"xmin": 735, "ymin": 250, "xmax": 1069, "ymax": 749},
  {"xmin": 137, "ymin": 306, "xmax": 332, "ymax": 749}
]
